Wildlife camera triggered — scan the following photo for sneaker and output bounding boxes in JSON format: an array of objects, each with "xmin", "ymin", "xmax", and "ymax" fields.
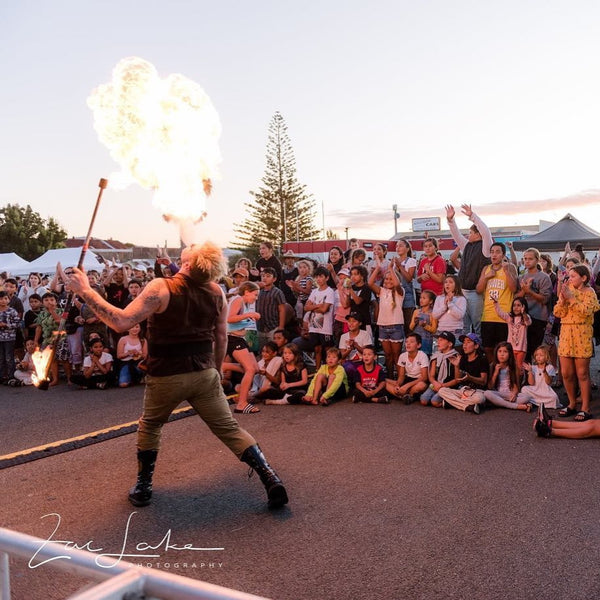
[
  {"xmin": 442, "ymin": 399, "xmax": 450, "ymax": 409},
  {"xmin": 352, "ymin": 395, "xmax": 360, "ymax": 404},
  {"xmin": 376, "ymin": 395, "xmax": 390, "ymax": 404},
  {"xmin": 402, "ymin": 394, "xmax": 414, "ymax": 405},
  {"xmin": 473, "ymin": 403, "xmax": 481, "ymax": 415}
]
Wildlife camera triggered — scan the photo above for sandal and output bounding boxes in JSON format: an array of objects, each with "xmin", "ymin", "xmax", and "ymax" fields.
[
  {"xmin": 558, "ymin": 406, "xmax": 577, "ymax": 417},
  {"xmin": 234, "ymin": 403, "xmax": 260, "ymax": 414},
  {"xmin": 574, "ymin": 411, "xmax": 593, "ymax": 422}
]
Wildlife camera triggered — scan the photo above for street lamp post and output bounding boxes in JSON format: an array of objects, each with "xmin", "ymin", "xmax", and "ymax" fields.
[{"xmin": 392, "ymin": 204, "xmax": 400, "ymax": 236}]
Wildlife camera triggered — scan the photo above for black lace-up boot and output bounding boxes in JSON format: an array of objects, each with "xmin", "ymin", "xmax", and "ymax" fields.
[
  {"xmin": 128, "ymin": 449, "xmax": 158, "ymax": 507},
  {"xmin": 240, "ymin": 445, "xmax": 288, "ymax": 509}
]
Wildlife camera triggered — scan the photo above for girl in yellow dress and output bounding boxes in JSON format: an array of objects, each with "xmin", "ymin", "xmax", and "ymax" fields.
[{"xmin": 553, "ymin": 264, "xmax": 600, "ymax": 421}]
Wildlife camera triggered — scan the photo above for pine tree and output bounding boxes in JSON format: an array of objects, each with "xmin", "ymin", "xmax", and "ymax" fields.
[{"xmin": 232, "ymin": 112, "xmax": 318, "ymax": 252}]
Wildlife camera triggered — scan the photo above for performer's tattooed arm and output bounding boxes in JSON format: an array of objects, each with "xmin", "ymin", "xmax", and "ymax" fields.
[{"xmin": 68, "ymin": 268, "xmax": 167, "ymax": 332}]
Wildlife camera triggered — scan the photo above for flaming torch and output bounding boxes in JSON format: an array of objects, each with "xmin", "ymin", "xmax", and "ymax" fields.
[
  {"xmin": 87, "ymin": 57, "xmax": 222, "ymax": 244},
  {"xmin": 32, "ymin": 179, "xmax": 108, "ymax": 389}
]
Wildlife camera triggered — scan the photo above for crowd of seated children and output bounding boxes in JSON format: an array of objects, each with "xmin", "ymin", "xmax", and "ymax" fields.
[{"xmin": 5, "ymin": 214, "xmax": 600, "ymax": 431}]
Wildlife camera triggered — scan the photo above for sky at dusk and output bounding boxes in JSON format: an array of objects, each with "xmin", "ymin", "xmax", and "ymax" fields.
[{"xmin": 3, "ymin": 0, "xmax": 600, "ymax": 250}]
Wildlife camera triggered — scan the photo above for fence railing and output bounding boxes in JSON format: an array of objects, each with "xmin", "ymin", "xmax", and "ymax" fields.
[{"xmin": 0, "ymin": 527, "xmax": 268, "ymax": 600}]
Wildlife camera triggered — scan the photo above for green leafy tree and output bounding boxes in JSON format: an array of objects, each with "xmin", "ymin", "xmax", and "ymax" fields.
[
  {"xmin": 0, "ymin": 204, "xmax": 67, "ymax": 261},
  {"xmin": 232, "ymin": 112, "xmax": 319, "ymax": 253}
]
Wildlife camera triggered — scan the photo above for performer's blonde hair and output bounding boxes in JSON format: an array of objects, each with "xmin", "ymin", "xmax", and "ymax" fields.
[{"xmin": 182, "ymin": 242, "xmax": 226, "ymax": 283}]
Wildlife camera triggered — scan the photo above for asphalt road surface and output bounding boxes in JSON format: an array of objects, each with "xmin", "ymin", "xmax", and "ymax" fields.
[{"xmin": 1, "ymin": 378, "xmax": 599, "ymax": 600}]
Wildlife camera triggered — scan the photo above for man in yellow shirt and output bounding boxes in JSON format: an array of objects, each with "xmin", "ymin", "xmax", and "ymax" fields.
[{"xmin": 475, "ymin": 242, "xmax": 518, "ymax": 362}]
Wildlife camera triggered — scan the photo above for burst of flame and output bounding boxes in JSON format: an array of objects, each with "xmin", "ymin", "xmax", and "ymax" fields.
[
  {"xmin": 31, "ymin": 346, "xmax": 54, "ymax": 387},
  {"xmin": 87, "ymin": 57, "xmax": 222, "ymax": 233}
]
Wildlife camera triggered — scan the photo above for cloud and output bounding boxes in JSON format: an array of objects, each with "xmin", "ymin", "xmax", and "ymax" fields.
[{"xmin": 326, "ymin": 189, "xmax": 600, "ymax": 229}]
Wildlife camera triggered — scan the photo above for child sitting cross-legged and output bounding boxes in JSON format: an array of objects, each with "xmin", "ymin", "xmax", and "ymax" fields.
[
  {"xmin": 353, "ymin": 345, "xmax": 389, "ymax": 403},
  {"xmin": 420, "ymin": 331, "xmax": 460, "ymax": 407},
  {"xmin": 250, "ymin": 342, "xmax": 283, "ymax": 401},
  {"xmin": 71, "ymin": 336, "xmax": 113, "ymax": 390},
  {"xmin": 261, "ymin": 343, "xmax": 309, "ymax": 405},
  {"xmin": 386, "ymin": 333, "xmax": 429, "ymax": 404},
  {"xmin": 516, "ymin": 345, "xmax": 559, "ymax": 409},
  {"xmin": 484, "ymin": 341, "xmax": 529, "ymax": 411},
  {"xmin": 303, "ymin": 346, "xmax": 349, "ymax": 406}
]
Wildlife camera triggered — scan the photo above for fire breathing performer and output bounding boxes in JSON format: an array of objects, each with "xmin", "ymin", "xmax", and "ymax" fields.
[{"xmin": 67, "ymin": 241, "xmax": 288, "ymax": 510}]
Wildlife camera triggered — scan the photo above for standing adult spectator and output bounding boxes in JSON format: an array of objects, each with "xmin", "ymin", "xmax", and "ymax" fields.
[
  {"xmin": 515, "ymin": 248, "xmax": 552, "ymax": 360},
  {"xmin": 255, "ymin": 242, "xmax": 283, "ymax": 289},
  {"xmin": 67, "ymin": 242, "xmax": 288, "ymax": 510},
  {"xmin": 476, "ymin": 242, "xmax": 518, "ymax": 363},
  {"xmin": 445, "ymin": 204, "xmax": 493, "ymax": 336}
]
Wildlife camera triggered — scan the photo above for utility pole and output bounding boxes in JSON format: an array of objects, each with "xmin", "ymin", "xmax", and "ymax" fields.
[{"xmin": 392, "ymin": 204, "xmax": 400, "ymax": 236}]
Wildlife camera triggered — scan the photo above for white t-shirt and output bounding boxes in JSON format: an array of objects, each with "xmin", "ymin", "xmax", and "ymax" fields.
[
  {"xmin": 83, "ymin": 352, "xmax": 113, "ymax": 374},
  {"xmin": 305, "ymin": 287, "xmax": 335, "ymax": 335},
  {"xmin": 339, "ymin": 329, "xmax": 373, "ymax": 361},
  {"xmin": 252, "ymin": 356, "xmax": 283, "ymax": 393},
  {"xmin": 397, "ymin": 350, "xmax": 429, "ymax": 379}
]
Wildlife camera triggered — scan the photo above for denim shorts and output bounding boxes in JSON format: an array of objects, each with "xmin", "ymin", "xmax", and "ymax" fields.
[{"xmin": 378, "ymin": 324, "xmax": 405, "ymax": 342}]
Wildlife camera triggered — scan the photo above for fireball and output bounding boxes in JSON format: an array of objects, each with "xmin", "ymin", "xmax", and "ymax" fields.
[{"xmin": 87, "ymin": 57, "xmax": 222, "ymax": 236}]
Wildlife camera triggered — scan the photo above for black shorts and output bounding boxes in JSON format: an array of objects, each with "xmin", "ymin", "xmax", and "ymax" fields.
[
  {"xmin": 481, "ymin": 321, "xmax": 508, "ymax": 349},
  {"xmin": 227, "ymin": 334, "xmax": 249, "ymax": 356}
]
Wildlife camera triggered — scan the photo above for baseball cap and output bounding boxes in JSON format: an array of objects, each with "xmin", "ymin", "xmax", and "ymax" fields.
[
  {"xmin": 232, "ymin": 267, "xmax": 249, "ymax": 278},
  {"xmin": 338, "ymin": 268, "xmax": 350, "ymax": 277},
  {"xmin": 345, "ymin": 311, "xmax": 363, "ymax": 322},
  {"xmin": 435, "ymin": 331, "xmax": 456, "ymax": 345},
  {"xmin": 459, "ymin": 332, "xmax": 482, "ymax": 346}
]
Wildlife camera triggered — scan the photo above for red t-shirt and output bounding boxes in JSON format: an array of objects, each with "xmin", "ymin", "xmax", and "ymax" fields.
[
  {"xmin": 417, "ymin": 255, "xmax": 446, "ymax": 296},
  {"xmin": 356, "ymin": 363, "xmax": 385, "ymax": 390}
]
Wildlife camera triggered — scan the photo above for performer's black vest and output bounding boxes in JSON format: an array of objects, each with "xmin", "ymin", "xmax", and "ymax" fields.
[{"xmin": 146, "ymin": 273, "xmax": 223, "ymax": 376}]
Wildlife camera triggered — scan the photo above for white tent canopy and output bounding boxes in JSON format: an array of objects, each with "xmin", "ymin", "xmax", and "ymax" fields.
[
  {"xmin": 12, "ymin": 248, "xmax": 104, "ymax": 276},
  {"xmin": 0, "ymin": 253, "xmax": 31, "ymax": 275}
]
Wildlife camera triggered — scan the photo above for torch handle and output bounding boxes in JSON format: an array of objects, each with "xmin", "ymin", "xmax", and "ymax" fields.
[{"xmin": 77, "ymin": 178, "xmax": 108, "ymax": 270}]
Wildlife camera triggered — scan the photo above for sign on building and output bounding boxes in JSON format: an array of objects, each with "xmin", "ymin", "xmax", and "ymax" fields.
[{"xmin": 412, "ymin": 217, "xmax": 440, "ymax": 232}]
